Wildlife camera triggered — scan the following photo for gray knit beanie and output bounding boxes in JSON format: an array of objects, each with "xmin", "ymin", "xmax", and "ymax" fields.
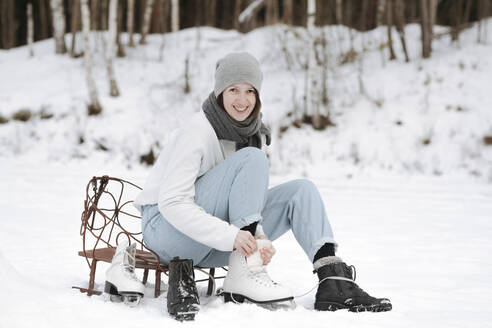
[{"xmin": 214, "ymin": 52, "xmax": 263, "ymax": 97}]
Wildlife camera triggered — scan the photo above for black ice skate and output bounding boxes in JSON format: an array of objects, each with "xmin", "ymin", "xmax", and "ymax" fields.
[
  {"xmin": 313, "ymin": 256, "xmax": 392, "ymax": 312},
  {"xmin": 167, "ymin": 257, "xmax": 200, "ymax": 321}
]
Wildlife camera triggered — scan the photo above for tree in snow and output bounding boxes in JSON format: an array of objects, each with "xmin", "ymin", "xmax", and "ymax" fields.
[
  {"xmin": 49, "ymin": 0, "xmax": 67, "ymax": 54},
  {"xmin": 140, "ymin": 0, "xmax": 155, "ymax": 44},
  {"xmin": 106, "ymin": 0, "xmax": 120, "ymax": 97},
  {"xmin": 80, "ymin": 0, "xmax": 102, "ymax": 115},
  {"xmin": 305, "ymin": 0, "xmax": 329, "ymax": 130},
  {"xmin": 420, "ymin": 0, "xmax": 439, "ymax": 58},
  {"xmin": 27, "ymin": 2, "xmax": 34, "ymax": 57},
  {"xmin": 127, "ymin": 0, "xmax": 135, "ymax": 47}
]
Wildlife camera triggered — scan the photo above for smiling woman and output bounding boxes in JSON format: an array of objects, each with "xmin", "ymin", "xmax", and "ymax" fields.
[{"xmin": 127, "ymin": 52, "xmax": 391, "ymax": 320}]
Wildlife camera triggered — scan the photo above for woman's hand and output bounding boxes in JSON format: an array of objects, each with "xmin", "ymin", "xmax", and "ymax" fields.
[
  {"xmin": 233, "ymin": 230, "xmax": 257, "ymax": 257},
  {"xmin": 259, "ymin": 243, "xmax": 276, "ymax": 265}
]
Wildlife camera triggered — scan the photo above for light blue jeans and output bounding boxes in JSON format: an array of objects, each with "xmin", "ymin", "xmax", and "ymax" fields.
[{"xmin": 141, "ymin": 147, "xmax": 337, "ymax": 267}]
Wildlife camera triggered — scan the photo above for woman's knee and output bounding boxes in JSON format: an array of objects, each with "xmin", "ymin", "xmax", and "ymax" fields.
[
  {"xmin": 290, "ymin": 179, "xmax": 320, "ymax": 198},
  {"xmin": 237, "ymin": 147, "xmax": 268, "ymax": 173}
]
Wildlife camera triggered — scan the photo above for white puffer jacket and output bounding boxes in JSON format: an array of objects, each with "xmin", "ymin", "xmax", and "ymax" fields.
[{"xmin": 134, "ymin": 111, "xmax": 265, "ymax": 252}]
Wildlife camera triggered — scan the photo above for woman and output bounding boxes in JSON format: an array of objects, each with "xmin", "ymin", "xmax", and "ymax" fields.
[{"xmin": 133, "ymin": 52, "xmax": 392, "ymax": 315}]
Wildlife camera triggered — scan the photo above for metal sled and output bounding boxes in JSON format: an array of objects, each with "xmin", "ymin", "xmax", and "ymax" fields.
[{"xmin": 73, "ymin": 176, "xmax": 225, "ymax": 298}]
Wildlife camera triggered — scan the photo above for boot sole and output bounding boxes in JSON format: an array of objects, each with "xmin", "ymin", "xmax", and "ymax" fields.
[
  {"xmin": 315, "ymin": 301, "xmax": 392, "ymax": 312},
  {"xmin": 223, "ymin": 292, "xmax": 294, "ymax": 304}
]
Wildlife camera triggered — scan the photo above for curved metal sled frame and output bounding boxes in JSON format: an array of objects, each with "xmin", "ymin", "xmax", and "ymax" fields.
[{"xmin": 73, "ymin": 175, "xmax": 225, "ymax": 298}]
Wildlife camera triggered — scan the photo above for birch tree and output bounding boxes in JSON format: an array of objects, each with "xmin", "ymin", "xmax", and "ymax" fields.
[
  {"xmin": 127, "ymin": 0, "xmax": 135, "ymax": 47},
  {"xmin": 420, "ymin": 0, "xmax": 438, "ymax": 58},
  {"xmin": 50, "ymin": 0, "xmax": 67, "ymax": 53},
  {"xmin": 27, "ymin": 2, "xmax": 34, "ymax": 57},
  {"xmin": 140, "ymin": 0, "xmax": 155, "ymax": 44},
  {"xmin": 106, "ymin": 0, "xmax": 120, "ymax": 97},
  {"xmin": 336, "ymin": 0, "xmax": 342, "ymax": 25},
  {"xmin": 171, "ymin": 0, "xmax": 179, "ymax": 33},
  {"xmin": 81, "ymin": 0, "xmax": 102, "ymax": 115},
  {"xmin": 306, "ymin": 0, "xmax": 323, "ymax": 130}
]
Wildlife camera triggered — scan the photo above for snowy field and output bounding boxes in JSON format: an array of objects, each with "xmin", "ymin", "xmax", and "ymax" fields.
[
  {"xmin": 1, "ymin": 19, "xmax": 492, "ymax": 327},
  {"xmin": 1, "ymin": 159, "xmax": 491, "ymax": 328}
]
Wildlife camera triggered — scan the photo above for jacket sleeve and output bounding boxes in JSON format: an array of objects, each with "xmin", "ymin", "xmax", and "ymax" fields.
[{"xmin": 157, "ymin": 130, "xmax": 239, "ymax": 251}]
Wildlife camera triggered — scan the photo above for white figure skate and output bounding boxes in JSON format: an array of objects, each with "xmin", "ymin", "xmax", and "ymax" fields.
[
  {"xmin": 222, "ymin": 239, "xmax": 294, "ymax": 308},
  {"xmin": 105, "ymin": 241, "xmax": 145, "ymax": 307}
]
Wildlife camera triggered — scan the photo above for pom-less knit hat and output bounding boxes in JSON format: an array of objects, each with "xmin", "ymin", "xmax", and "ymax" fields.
[{"xmin": 214, "ymin": 52, "xmax": 263, "ymax": 97}]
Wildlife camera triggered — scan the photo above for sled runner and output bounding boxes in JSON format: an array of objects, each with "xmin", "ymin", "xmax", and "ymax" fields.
[{"xmin": 73, "ymin": 176, "xmax": 225, "ymax": 298}]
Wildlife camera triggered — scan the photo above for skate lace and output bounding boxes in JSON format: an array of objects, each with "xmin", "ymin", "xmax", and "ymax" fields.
[
  {"xmin": 122, "ymin": 250, "xmax": 140, "ymax": 282},
  {"xmin": 249, "ymin": 266, "xmax": 276, "ymax": 287},
  {"xmin": 294, "ymin": 265, "xmax": 358, "ymax": 298}
]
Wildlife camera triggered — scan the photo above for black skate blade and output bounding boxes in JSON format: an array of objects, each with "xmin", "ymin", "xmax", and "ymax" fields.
[{"xmin": 223, "ymin": 292, "xmax": 294, "ymax": 306}]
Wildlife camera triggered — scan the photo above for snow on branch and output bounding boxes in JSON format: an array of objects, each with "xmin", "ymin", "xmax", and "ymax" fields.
[{"xmin": 239, "ymin": 0, "xmax": 265, "ymax": 24}]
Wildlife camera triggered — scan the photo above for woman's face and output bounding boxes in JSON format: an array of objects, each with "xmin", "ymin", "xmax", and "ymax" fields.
[{"xmin": 222, "ymin": 83, "xmax": 257, "ymax": 121}]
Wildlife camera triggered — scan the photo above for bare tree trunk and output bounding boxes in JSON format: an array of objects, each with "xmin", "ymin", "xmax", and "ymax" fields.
[
  {"xmin": 376, "ymin": 0, "xmax": 386, "ymax": 26},
  {"xmin": 282, "ymin": 0, "xmax": 293, "ymax": 25},
  {"xmin": 306, "ymin": 0, "xmax": 322, "ymax": 130},
  {"xmin": 394, "ymin": 0, "xmax": 409, "ymax": 62},
  {"xmin": 336, "ymin": 0, "xmax": 342, "ymax": 25},
  {"xmin": 81, "ymin": 0, "xmax": 102, "ymax": 115},
  {"xmin": 420, "ymin": 0, "xmax": 431, "ymax": 58},
  {"xmin": 116, "ymin": 1, "xmax": 125, "ymax": 57},
  {"xmin": 140, "ymin": 0, "xmax": 155, "ymax": 44},
  {"xmin": 106, "ymin": 0, "xmax": 120, "ymax": 97},
  {"xmin": 360, "ymin": 0, "xmax": 369, "ymax": 31},
  {"xmin": 71, "ymin": 0, "xmax": 80, "ymax": 57},
  {"xmin": 161, "ymin": 0, "xmax": 170, "ymax": 33},
  {"xmin": 206, "ymin": 0, "xmax": 217, "ymax": 27},
  {"xmin": 127, "ymin": 0, "xmax": 135, "ymax": 46},
  {"xmin": 386, "ymin": 0, "xmax": 396, "ymax": 60},
  {"xmin": 477, "ymin": 0, "xmax": 489, "ymax": 43},
  {"xmin": 50, "ymin": 0, "xmax": 67, "ymax": 53},
  {"xmin": 39, "ymin": 0, "xmax": 50, "ymax": 40},
  {"xmin": 265, "ymin": 0, "xmax": 278, "ymax": 25},
  {"xmin": 90, "ymin": 0, "xmax": 99, "ymax": 30},
  {"xmin": 27, "ymin": 2, "xmax": 34, "ymax": 57},
  {"xmin": 233, "ymin": 0, "xmax": 243, "ymax": 30},
  {"xmin": 171, "ymin": 0, "xmax": 179, "ymax": 33},
  {"xmin": 101, "ymin": 0, "xmax": 108, "ymax": 30}
]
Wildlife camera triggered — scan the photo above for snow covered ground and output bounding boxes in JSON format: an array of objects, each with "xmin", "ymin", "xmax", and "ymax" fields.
[
  {"xmin": 1, "ymin": 19, "xmax": 492, "ymax": 327},
  {"xmin": 1, "ymin": 159, "xmax": 491, "ymax": 327}
]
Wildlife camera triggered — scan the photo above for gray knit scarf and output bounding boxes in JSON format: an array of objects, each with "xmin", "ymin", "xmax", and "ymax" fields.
[{"xmin": 202, "ymin": 92, "xmax": 271, "ymax": 150}]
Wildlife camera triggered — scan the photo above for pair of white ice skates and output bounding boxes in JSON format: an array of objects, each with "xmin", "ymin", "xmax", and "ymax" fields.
[{"xmin": 105, "ymin": 239, "xmax": 293, "ymax": 309}]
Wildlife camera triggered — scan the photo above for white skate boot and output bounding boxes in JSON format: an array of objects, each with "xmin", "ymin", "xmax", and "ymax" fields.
[
  {"xmin": 222, "ymin": 239, "xmax": 294, "ymax": 308},
  {"xmin": 105, "ymin": 241, "xmax": 145, "ymax": 306}
]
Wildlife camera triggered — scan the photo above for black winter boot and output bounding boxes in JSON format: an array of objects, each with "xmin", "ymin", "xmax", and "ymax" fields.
[
  {"xmin": 167, "ymin": 257, "xmax": 200, "ymax": 321},
  {"xmin": 313, "ymin": 256, "xmax": 392, "ymax": 312}
]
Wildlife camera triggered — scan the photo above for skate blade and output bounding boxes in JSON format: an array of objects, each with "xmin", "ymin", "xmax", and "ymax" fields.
[
  {"xmin": 224, "ymin": 292, "xmax": 295, "ymax": 310},
  {"xmin": 258, "ymin": 299, "xmax": 297, "ymax": 311},
  {"xmin": 121, "ymin": 294, "xmax": 143, "ymax": 307}
]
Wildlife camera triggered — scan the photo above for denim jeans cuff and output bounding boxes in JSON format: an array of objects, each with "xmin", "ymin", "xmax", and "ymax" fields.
[{"xmin": 234, "ymin": 213, "xmax": 262, "ymax": 229}]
